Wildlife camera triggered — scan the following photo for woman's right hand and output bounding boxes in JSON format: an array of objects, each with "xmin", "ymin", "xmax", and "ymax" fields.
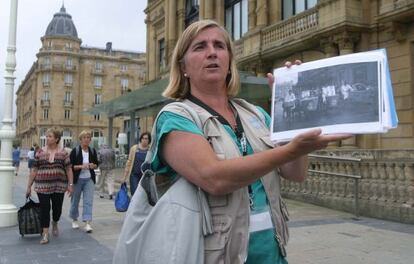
[
  {"xmin": 286, "ymin": 128, "xmax": 352, "ymax": 157},
  {"xmin": 25, "ymin": 186, "xmax": 31, "ymax": 199}
]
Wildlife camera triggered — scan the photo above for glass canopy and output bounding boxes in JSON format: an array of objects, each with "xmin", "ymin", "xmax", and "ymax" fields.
[{"xmin": 85, "ymin": 72, "xmax": 270, "ymax": 118}]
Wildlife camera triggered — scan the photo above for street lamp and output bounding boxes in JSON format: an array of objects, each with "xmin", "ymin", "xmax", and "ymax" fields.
[{"xmin": 0, "ymin": 0, "xmax": 18, "ymax": 227}]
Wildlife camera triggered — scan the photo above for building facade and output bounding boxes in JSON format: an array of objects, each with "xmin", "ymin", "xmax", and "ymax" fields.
[
  {"xmin": 144, "ymin": 0, "xmax": 414, "ymax": 223},
  {"xmin": 15, "ymin": 6, "xmax": 146, "ymax": 149}
]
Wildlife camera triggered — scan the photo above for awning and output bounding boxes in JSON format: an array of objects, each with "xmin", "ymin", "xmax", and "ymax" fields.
[{"xmin": 85, "ymin": 72, "xmax": 270, "ymax": 117}]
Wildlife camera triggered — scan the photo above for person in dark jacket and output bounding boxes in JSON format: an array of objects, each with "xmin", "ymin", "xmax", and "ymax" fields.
[{"xmin": 69, "ymin": 130, "xmax": 98, "ymax": 233}]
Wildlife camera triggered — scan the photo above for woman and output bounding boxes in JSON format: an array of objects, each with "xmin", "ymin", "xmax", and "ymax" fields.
[
  {"xmin": 122, "ymin": 132, "xmax": 151, "ymax": 196},
  {"xmin": 25, "ymin": 129, "xmax": 74, "ymax": 244},
  {"xmin": 27, "ymin": 147, "xmax": 35, "ymax": 172},
  {"xmin": 69, "ymin": 130, "xmax": 98, "ymax": 233},
  {"xmin": 145, "ymin": 20, "xmax": 351, "ymax": 264}
]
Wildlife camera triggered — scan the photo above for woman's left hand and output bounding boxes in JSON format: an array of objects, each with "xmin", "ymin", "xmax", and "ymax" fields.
[
  {"xmin": 67, "ymin": 185, "xmax": 74, "ymax": 197},
  {"xmin": 266, "ymin": 60, "xmax": 302, "ymax": 90}
]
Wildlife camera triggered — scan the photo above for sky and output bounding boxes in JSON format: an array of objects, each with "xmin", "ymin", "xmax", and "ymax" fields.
[{"xmin": 0, "ymin": 0, "xmax": 147, "ymax": 123}]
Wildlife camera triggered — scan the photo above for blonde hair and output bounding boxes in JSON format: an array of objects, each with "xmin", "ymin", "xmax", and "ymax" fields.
[
  {"xmin": 46, "ymin": 128, "xmax": 62, "ymax": 144},
  {"xmin": 78, "ymin": 130, "xmax": 91, "ymax": 140},
  {"xmin": 162, "ymin": 20, "xmax": 240, "ymax": 99}
]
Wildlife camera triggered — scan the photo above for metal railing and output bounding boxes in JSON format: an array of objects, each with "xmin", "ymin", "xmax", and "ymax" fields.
[{"xmin": 308, "ymin": 154, "xmax": 362, "ymax": 219}]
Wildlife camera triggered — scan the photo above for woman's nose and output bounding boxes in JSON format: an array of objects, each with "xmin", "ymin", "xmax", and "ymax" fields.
[{"xmin": 206, "ymin": 44, "xmax": 217, "ymax": 57}]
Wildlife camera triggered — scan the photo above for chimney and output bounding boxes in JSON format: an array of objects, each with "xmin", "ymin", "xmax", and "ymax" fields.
[{"xmin": 106, "ymin": 42, "xmax": 112, "ymax": 52}]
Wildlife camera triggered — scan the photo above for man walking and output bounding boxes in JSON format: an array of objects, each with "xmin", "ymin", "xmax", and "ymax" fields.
[{"xmin": 97, "ymin": 144, "xmax": 115, "ymax": 199}]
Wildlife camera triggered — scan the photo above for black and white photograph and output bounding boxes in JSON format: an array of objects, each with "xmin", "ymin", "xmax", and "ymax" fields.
[{"xmin": 270, "ymin": 50, "xmax": 395, "ymax": 142}]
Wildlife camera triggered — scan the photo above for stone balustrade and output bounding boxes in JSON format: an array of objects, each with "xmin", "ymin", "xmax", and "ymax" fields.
[
  {"xmin": 234, "ymin": 40, "xmax": 244, "ymax": 59},
  {"xmin": 281, "ymin": 149, "xmax": 414, "ymax": 224},
  {"xmin": 379, "ymin": 0, "xmax": 414, "ymax": 15},
  {"xmin": 262, "ymin": 8, "xmax": 319, "ymax": 49}
]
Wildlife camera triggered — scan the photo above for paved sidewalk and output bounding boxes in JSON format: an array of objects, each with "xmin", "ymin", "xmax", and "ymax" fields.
[{"xmin": 1, "ymin": 161, "xmax": 413, "ymax": 264}]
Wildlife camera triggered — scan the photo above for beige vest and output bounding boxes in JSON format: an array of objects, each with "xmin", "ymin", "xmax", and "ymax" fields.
[{"xmin": 162, "ymin": 98, "xmax": 290, "ymax": 264}]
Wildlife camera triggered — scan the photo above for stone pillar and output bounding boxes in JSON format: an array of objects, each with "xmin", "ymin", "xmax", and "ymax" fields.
[
  {"xmin": 204, "ymin": 0, "xmax": 214, "ymax": 19},
  {"xmin": 108, "ymin": 117, "xmax": 113, "ymax": 148},
  {"xmin": 320, "ymin": 37, "xmax": 338, "ymax": 58},
  {"xmin": 0, "ymin": 0, "xmax": 18, "ymax": 227},
  {"xmin": 256, "ymin": 0, "xmax": 268, "ymax": 27},
  {"xmin": 215, "ymin": 0, "xmax": 224, "ymax": 25},
  {"xmin": 248, "ymin": 0, "xmax": 257, "ymax": 30},
  {"xmin": 199, "ymin": 0, "xmax": 205, "ymax": 19},
  {"xmin": 334, "ymin": 32, "xmax": 360, "ymax": 147},
  {"xmin": 175, "ymin": 0, "xmax": 185, "ymax": 36},
  {"xmin": 254, "ymin": 60, "xmax": 267, "ymax": 77},
  {"xmin": 167, "ymin": 0, "xmax": 177, "ymax": 66},
  {"xmin": 129, "ymin": 111, "xmax": 136, "ymax": 148},
  {"xmin": 335, "ymin": 32, "xmax": 359, "ymax": 55}
]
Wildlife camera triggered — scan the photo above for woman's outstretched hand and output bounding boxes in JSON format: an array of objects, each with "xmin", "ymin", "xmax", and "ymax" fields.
[
  {"xmin": 286, "ymin": 128, "xmax": 352, "ymax": 157},
  {"xmin": 267, "ymin": 60, "xmax": 302, "ymax": 90}
]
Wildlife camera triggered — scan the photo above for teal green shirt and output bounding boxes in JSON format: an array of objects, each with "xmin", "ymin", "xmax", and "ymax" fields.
[{"xmin": 152, "ymin": 107, "xmax": 287, "ymax": 264}]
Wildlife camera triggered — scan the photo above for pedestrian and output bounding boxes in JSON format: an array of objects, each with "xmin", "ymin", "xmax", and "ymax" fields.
[
  {"xmin": 12, "ymin": 145, "xmax": 20, "ymax": 176},
  {"xmin": 25, "ymin": 128, "xmax": 74, "ymax": 244},
  {"xmin": 115, "ymin": 20, "xmax": 351, "ymax": 264},
  {"xmin": 69, "ymin": 130, "xmax": 99, "ymax": 233},
  {"xmin": 27, "ymin": 147, "xmax": 35, "ymax": 172},
  {"xmin": 97, "ymin": 144, "xmax": 115, "ymax": 199},
  {"xmin": 121, "ymin": 132, "xmax": 151, "ymax": 196}
]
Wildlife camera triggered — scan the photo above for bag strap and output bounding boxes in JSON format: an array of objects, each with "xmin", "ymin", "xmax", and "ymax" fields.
[{"xmin": 141, "ymin": 101, "xmax": 213, "ymax": 236}]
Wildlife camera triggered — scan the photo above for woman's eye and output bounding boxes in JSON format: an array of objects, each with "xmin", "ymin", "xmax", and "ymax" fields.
[{"xmin": 216, "ymin": 43, "xmax": 226, "ymax": 49}]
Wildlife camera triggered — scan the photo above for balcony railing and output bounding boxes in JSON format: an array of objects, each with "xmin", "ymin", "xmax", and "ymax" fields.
[
  {"xmin": 40, "ymin": 99, "xmax": 50, "ymax": 107},
  {"xmin": 262, "ymin": 8, "xmax": 319, "ymax": 49},
  {"xmin": 39, "ymin": 64, "xmax": 52, "ymax": 70},
  {"xmin": 379, "ymin": 0, "xmax": 414, "ymax": 15},
  {"xmin": 63, "ymin": 100, "xmax": 74, "ymax": 107},
  {"xmin": 39, "ymin": 63, "xmax": 77, "ymax": 71},
  {"xmin": 234, "ymin": 40, "xmax": 244, "ymax": 59},
  {"xmin": 91, "ymin": 68, "xmax": 105, "ymax": 75},
  {"xmin": 281, "ymin": 149, "xmax": 414, "ymax": 224}
]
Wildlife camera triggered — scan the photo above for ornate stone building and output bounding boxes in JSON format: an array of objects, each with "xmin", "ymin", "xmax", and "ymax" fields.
[
  {"xmin": 144, "ymin": 0, "xmax": 414, "ymax": 223},
  {"xmin": 15, "ymin": 6, "xmax": 146, "ymax": 149}
]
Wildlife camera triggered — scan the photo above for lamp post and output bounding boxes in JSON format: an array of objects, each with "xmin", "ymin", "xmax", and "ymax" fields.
[{"xmin": 0, "ymin": 0, "xmax": 18, "ymax": 227}]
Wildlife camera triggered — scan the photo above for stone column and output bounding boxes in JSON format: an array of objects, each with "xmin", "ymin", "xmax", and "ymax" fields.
[
  {"xmin": 199, "ymin": 0, "xmax": 205, "ymax": 19},
  {"xmin": 129, "ymin": 111, "xmax": 136, "ymax": 148},
  {"xmin": 204, "ymin": 0, "xmax": 214, "ymax": 19},
  {"xmin": 334, "ymin": 32, "xmax": 360, "ymax": 147},
  {"xmin": 320, "ymin": 37, "xmax": 338, "ymax": 58},
  {"xmin": 248, "ymin": 0, "xmax": 257, "ymax": 30},
  {"xmin": 215, "ymin": 0, "xmax": 224, "ymax": 25},
  {"xmin": 167, "ymin": 0, "xmax": 177, "ymax": 66},
  {"xmin": 0, "ymin": 0, "xmax": 18, "ymax": 227},
  {"xmin": 108, "ymin": 117, "xmax": 113, "ymax": 148},
  {"xmin": 256, "ymin": 0, "xmax": 268, "ymax": 27}
]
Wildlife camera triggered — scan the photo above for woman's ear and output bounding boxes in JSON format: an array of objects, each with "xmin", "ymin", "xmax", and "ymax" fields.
[{"xmin": 180, "ymin": 60, "xmax": 186, "ymax": 76}]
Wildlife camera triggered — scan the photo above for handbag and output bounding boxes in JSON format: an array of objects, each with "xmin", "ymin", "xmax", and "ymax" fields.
[
  {"xmin": 17, "ymin": 197, "xmax": 41, "ymax": 237},
  {"xmin": 115, "ymin": 183, "xmax": 130, "ymax": 212},
  {"xmin": 113, "ymin": 102, "xmax": 213, "ymax": 264}
]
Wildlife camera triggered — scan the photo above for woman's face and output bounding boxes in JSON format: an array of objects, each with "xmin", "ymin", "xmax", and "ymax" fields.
[
  {"xmin": 80, "ymin": 135, "xmax": 91, "ymax": 147},
  {"xmin": 140, "ymin": 135, "xmax": 150, "ymax": 148},
  {"xmin": 46, "ymin": 132, "xmax": 58, "ymax": 146},
  {"xmin": 181, "ymin": 27, "xmax": 230, "ymax": 88}
]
